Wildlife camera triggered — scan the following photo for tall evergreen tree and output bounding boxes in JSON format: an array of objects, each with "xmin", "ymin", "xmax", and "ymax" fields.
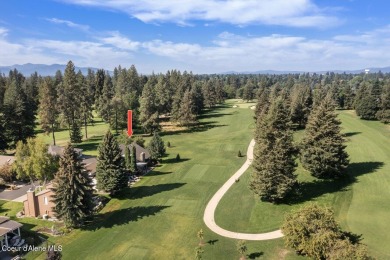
[
  {"xmin": 130, "ymin": 145, "xmax": 138, "ymax": 174},
  {"xmin": 51, "ymin": 143, "xmax": 93, "ymax": 227},
  {"xmin": 202, "ymin": 79, "xmax": 216, "ymax": 108},
  {"xmin": 300, "ymin": 96, "xmax": 349, "ymax": 178},
  {"xmin": 96, "ymin": 131, "xmax": 127, "ymax": 195},
  {"xmin": 148, "ymin": 132, "xmax": 166, "ymax": 162},
  {"xmin": 242, "ymin": 80, "xmax": 255, "ymax": 101},
  {"xmin": 124, "ymin": 145, "xmax": 131, "ymax": 171},
  {"xmin": 355, "ymin": 81, "xmax": 380, "ymax": 120},
  {"xmin": 57, "ymin": 61, "xmax": 82, "ymax": 140},
  {"xmin": 254, "ymin": 85, "xmax": 270, "ymax": 123},
  {"xmin": 289, "ymin": 84, "xmax": 312, "ymax": 129},
  {"xmin": 97, "ymin": 74, "xmax": 114, "ymax": 123},
  {"xmin": 250, "ymin": 97, "xmax": 298, "ymax": 203},
  {"xmin": 3, "ymin": 72, "xmax": 35, "ymax": 148},
  {"xmin": 70, "ymin": 121, "xmax": 82, "ymax": 144},
  {"xmin": 178, "ymin": 88, "xmax": 197, "ymax": 126},
  {"xmin": 139, "ymin": 78, "xmax": 159, "ymax": 134},
  {"xmin": 377, "ymin": 83, "xmax": 390, "ymax": 123},
  {"xmin": 39, "ymin": 77, "xmax": 59, "ymax": 145},
  {"xmin": 77, "ymin": 71, "xmax": 93, "ymax": 139}
]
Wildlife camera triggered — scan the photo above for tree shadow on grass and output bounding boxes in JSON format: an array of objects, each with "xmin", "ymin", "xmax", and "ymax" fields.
[
  {"xmin": 287, "ymin": 162, "xmax": 384, "ymax": 204},
  {"xmin": 82, "ymin": 205, "xmax": 170, "ymax": 231},
  {"xmin": 343, "ymin": 132, "xmax": 362, "ymax": 137},
  {"xmin": 198, "ymin": 113, "xmax": 233, "ymax": 120},
  {"xmin": 207, "ymin": 239, "xmax": 218, "ymax": 245},
  {"xmin": 163, "ymin": 158, "xmax": 191, "ymax": 164},
  {"xmin": 145, "ymin": 170, "xmax": 173, "ymax": 177},
  {"xmin": 160, "ymin": 121, "xmax": 227, "ymax": 136},
  {"xmin": 114, "ymin": 183, "xmax": 186, "ymax": 200},
  {"xmin": 248, "ymin": 252, "xmax": 264, "ymax": 259}
]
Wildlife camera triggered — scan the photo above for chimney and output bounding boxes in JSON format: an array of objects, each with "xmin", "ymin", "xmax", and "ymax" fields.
[
  {"xmin": 26, "ymin": 189, "xmax": 38, "ymax": 217},
  {"xmin": 139, "ymin": 152, "xmax": 145, "ymax": 162}
]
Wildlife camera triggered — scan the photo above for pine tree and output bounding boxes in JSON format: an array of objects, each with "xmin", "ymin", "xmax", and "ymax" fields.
[
  {"xmin": 300, "ymin": 96, "xmax": 349, "ymax": 178},
  {"xmin": 51, "ymin": 143, "xmax": 93, "ymax": 228},
  {"xmin": 242, "ymin": 80, "xmax": 255, "ymax": 101},
  {"xmin": 39, "ymin": 77, "xmax": 59, "ymax": 145},
  {"xmin": 70, "ymin": 122, "xmax": 82, "ymax": 144},
  {"xmin": 96, "ymin": 131, "xmax": 127, "ymax": 195},
  {"xmin": 250, "ymin": 96, "xmax": 298, "ymax": 203},
  {"xmin": 139, "ymin": 78, "xmax": 159, "ymax": 134},
  {"xmin": 290, "ymin": 84, "xmax": 312, "ymax": 129},
  {"xmin": 202, "ymin": 79, "xmax": 215, "ymax": 108},
  {"xmin": 124, "ymin": 145, "xmax": 131, "ymax": 171},
  {"xmin": 57, "ymin": 61, "xmax": 82, "ymax": 140},
  {"xmin": 377, "ymin": 83, "xmax": 390, "ymax": 123},
  {"xmin": 254, "ymin": 85, "xmax": 270, "ymax": 124},
  {"xmin": 355, "ymin": 80, "xmax": 381, "ymax": 120},
  {"xmin": 148, "ymin": 132, "xmax": 166, "ymax": 162},
  {"xmin": 3, "ymin": 70, "xmax": 36, "ymax": 148},
  {"xmin": 342, "ymin": 83, "xmax": 355, "ymax": 109},
  {"xmin": 0, "ymin": 112, "xmax": 8, "ymax": 152},
  {"xmin": 177, "ymin": 88, "xmax": 197, "ymax": 126},
  {"xmin": 97, "ymin": 74, "xmax": 114, "ymax": 123},
  {"xmin": 77, "ymin": 71, "xmax": 93, "ymax": 139},
  {"xmin": 130, "ymin": 145, "xmax": 138, "ymax": 174}
]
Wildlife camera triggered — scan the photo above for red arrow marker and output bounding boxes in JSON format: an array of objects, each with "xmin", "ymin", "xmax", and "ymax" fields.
[{"xmin": 127, "ymin": 110, "xmax": 133, "ymax": 137}]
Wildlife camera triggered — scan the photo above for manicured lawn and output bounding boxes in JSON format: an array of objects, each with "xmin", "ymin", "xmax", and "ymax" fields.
[
  {"xmin": 19, "ymin": 105, "xmax": 390, "ymax": 259},
  {"xmin": 36, "ymin": 116, "xmax": 110, "ymax": 156},
  {"xmin": 24, "ymin": 101, "xmax": 299, "ymax": 259},
  {"xmin": 216, "ymin": 110, "xmax": 390, "ymax": 259}
]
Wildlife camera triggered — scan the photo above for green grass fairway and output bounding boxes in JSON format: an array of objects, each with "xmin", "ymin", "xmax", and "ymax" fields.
[
  {"xmin": 24, "ymin": 101, "xmax": 301, "ymax": 260},
  {"xmin": 21, "ymin": 106, "xmax": 390, "ymax": 259},
  {"xmin": 215, "ymin": 110, "xmax": 390, "ymax": 259}
]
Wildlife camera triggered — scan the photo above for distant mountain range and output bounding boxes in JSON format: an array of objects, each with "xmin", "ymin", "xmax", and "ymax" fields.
[
  {"xmin": 0, "ymin": 63, "xmax": 108, "ymax": 76},
  {"xmin": 222, "ymin": 67, "xmax": 390, "ymax": 75},
  {"xmin": 1, "ymin": 63, "xmax": 390, "ymax": 76}
]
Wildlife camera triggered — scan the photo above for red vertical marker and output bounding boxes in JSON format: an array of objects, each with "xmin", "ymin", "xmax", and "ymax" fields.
[{"xmin": 127, "ymin": 110, "xmax": 133, "ymax": 137}]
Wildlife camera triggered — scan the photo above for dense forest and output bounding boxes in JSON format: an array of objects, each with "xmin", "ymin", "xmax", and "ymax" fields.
[{"xmin": 0, "ymin": 60, "xmax": 390, "ymax": 152}]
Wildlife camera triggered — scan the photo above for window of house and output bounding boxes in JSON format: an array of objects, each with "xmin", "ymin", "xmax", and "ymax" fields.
[{"xmin": 44, "ymin": 197, "xmax": 48, "ymax": 205}]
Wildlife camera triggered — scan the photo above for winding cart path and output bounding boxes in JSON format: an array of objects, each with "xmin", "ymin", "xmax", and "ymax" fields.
[{"xmin": 203, "ymin": 139, "xmax": 283, "ymax": 240}]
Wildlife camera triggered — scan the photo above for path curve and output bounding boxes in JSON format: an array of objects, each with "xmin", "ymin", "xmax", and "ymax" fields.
[{"xmin": 203, "ymin": 139, "xmax": 283, "ymax": 240}]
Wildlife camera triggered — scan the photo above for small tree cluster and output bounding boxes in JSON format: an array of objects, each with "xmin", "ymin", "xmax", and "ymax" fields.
[
  {"xmin": 281, "ymin": 204, "xmax": 372, "ymax": 260},
  {"xmin": 13, "ymin": 138, "xmax": 59, "ymax": 184}
]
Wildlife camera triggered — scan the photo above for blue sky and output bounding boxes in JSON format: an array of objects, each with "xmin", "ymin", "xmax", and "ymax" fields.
[{"xmin": 1, "ymin": 0, "xmax": 390, "ymax": 73}]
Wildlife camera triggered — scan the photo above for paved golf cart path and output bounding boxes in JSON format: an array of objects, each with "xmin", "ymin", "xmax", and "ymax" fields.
[{"xmin": 203, "ymin": 139, "xmax": 283, "ymax": 240}]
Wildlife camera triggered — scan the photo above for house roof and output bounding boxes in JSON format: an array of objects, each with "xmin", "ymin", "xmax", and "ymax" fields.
[
  {"xmin": 0, "ymin": 217, "xmax": 23, "ymax": 236},
  {"xmin": 83, "ymin": 157, "xmax": 97, "ymax": 174},
  {"xmin": 0, "ymin": 156, "xmax": 15, "ymax": 167},
  {"xmin": 119, "ymin": 143, "xmax": 150, "ymax": 161},
  {"xmin": 48, "ymin": 145, "xmax": 83, "ymax": 157}
]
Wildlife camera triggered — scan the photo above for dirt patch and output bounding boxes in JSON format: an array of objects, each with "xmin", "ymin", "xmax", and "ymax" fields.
[{"xmin": 161, "ymin": 121, "xmax": 187, "ymax": 132}]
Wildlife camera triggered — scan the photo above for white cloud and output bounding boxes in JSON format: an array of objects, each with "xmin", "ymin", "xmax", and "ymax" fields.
[
  {"xmin": 0, "ymin": 27, "xmax": 8, "ymax": 37},
  {"xmin": 59, "ymin": 0, "xmax": 341, "ymax": 28},
  {"xmin": 46, "ymin": 18, "xmax": 90, "ymax": 31},
  {"xmin": 98, "ymin": 31, "xmax": 140, "ymax": 51},
  {"xmin": 2, "ymin": 25, "xmax": 390, "ymax": 73}
]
